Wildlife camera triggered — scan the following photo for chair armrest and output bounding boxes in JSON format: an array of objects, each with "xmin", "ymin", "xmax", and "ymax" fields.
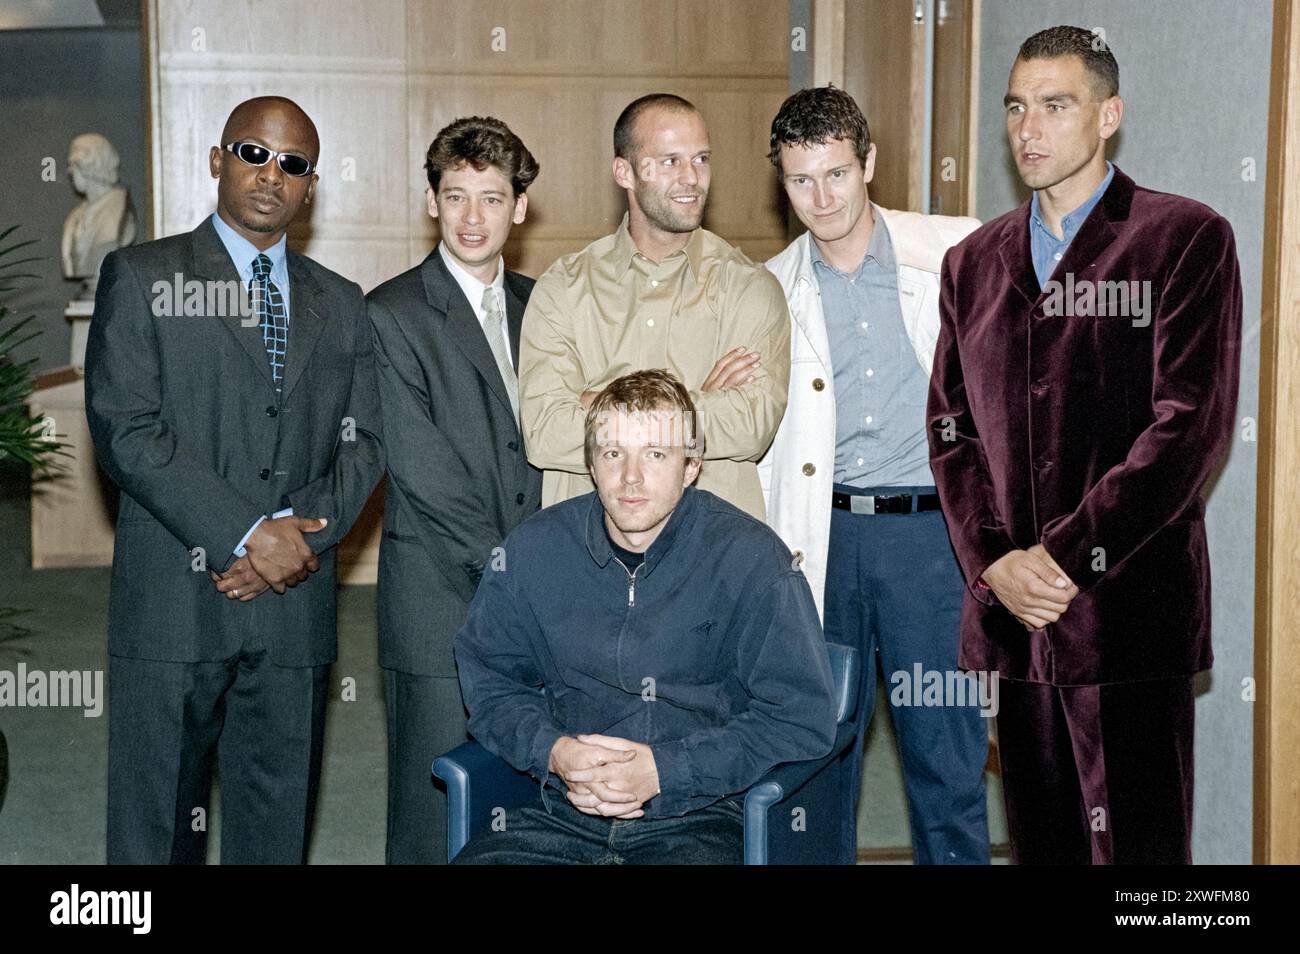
[
  {"xmin": 743, "ymin": 721, "xmax": 858, "ymax": 865},
  {"xmin": 433, "ymin": 741, "xmax": 540, "ymax": 862}
]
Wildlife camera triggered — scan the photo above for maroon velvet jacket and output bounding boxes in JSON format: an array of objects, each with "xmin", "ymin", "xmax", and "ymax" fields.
[{"xmin": 927, "ymin": 166, "xmax": 1242, "ymax": 686}]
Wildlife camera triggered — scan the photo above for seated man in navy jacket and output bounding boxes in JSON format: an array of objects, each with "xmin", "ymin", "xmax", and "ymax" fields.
[{"xmin": 453, "ymin": 368, "xmax": 837, "ymax": 864}]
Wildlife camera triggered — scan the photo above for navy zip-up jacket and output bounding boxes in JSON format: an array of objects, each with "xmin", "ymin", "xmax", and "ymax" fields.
[{"xmin": 454, "ymin": 486, "xmax": 838, "ymax": 818}]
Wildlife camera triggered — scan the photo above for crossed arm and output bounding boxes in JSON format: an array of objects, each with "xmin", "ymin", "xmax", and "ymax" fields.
[{"xmin": 519, "ymin": 267, "xmax": 790, "ymax": 471}]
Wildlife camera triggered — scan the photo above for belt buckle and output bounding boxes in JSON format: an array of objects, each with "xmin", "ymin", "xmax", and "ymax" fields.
[{"xmin": 850, "ymin": 495, "xmax": 875, "ymax": 515}]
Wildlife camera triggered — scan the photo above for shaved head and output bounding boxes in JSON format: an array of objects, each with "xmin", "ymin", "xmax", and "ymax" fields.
[
  {"xmin": 614, "ymin": 93, "xmax": 699, "ymax": 161},
  {"xmin": 221, "ymin": 96, "xmax": 319, "ymax": 162}
]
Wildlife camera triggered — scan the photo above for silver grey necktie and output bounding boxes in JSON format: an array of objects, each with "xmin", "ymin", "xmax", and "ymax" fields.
[{"xmin": 481, "ymin": 285, "xmax": 519, "ymax": 424}]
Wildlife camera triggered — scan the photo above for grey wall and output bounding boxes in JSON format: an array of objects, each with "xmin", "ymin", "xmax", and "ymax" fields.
[
  {"xmin": 0, "ymin": 27, "xmax": 147, "ymax": 373},
  {"xmin": 789, "ymin": 0, "xmax": 814, "ymax": 91},
  {"xmin": 977, "ymin": 0, "xmax": 1270, "ymax": 864}
]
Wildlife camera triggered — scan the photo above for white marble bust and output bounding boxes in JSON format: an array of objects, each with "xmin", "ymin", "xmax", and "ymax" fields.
[{"xmin": 61, "ymin": 133, "xmax": 137, "ymax": 299}]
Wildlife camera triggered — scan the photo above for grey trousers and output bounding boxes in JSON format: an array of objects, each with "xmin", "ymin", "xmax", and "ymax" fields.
[
  {"xmin": 106, "ymin": 640, "xmax": 328, "ymax": 864},
  {"xmin": 384, "ymin": 668, "xmax": 470, "ymax": 864}
]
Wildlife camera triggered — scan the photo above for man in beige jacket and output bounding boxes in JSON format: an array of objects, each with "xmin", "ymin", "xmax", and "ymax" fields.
[{"xmin": 519, "ymin": 93, "xmax": 789, "ymax": 519}]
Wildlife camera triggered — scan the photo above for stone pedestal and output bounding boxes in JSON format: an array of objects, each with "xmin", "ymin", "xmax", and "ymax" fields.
[
  {"xmin": 27, "ymin": 367, "xmax": 116, "ymax": 568},
  {"xmin": 65, "ymin": 299, "xmax": 93, "ymax": 371}
]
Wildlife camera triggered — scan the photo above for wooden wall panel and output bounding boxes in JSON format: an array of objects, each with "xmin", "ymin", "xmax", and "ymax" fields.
[
  {"xmin": 822, "ymin": 2, "xmax": 977, "ymax": 217},
  {"xmin": 931, "ymin": 0, "xmax": 977, "ymax": 217},
  {"xmin": 153, "ymin": 0, "xmax": 789, "ymax": 277},
  {"xmin": 689, "ymin": 85, "xmax": 791, "ymax": 242},
  {"xmin": 843, "ymin": 0, "xmax": 925, "ymax": 212},
  {"xmin": 406, "ymin": 78, "xmax": 623, "ymax": 256},
  {"xmin": 147, "ymin": 0, "xmax": 792, "ymax": 582},
  {"xmin": 1255, "ymin": 0, "xmax": 1300, "ymax": 865},
  {"xmin": 405, "ymin": 0, "xmax": 679, "ymax": 76},
  {"xmin": 158, "ymin": 0, "xmax": 405, "ymax": 63},
  {"xmin": 677, "ymin": 0, "xmax": 792, "ymax": 77}
]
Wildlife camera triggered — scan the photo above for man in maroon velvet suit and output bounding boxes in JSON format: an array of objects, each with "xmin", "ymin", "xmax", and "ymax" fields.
[{"xmin": 927, "ymin": 26, "xmax": 1242, "ymax": 864}]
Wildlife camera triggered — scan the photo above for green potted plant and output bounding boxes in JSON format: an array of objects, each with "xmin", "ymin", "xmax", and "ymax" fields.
[{"xmin": 0, "ymin": 224, "xmax": 68, "ymax": 815}]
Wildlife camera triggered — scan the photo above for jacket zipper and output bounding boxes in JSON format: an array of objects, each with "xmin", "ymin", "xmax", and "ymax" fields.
[{"xmin": 612, "ymin": 558, "xmax": 641, "ymax": 607}]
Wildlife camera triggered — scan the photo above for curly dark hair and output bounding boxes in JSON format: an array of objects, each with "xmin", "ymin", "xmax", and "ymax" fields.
[
  {"xmin": 767, "ymin": 85, "xmax": 871, "ymax": 173},
  {"xmin": 1017, "ymin": 25, "xmax": 1119, "ymax": 98},
  {"xmin": 424, "ymin": 116, "xmax": 539, "ymax": 196}
]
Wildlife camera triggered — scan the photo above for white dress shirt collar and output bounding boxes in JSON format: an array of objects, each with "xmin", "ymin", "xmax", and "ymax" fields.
[{"xmin": 438, "ymin": 241, "xmax": 506, "ymax": 325}]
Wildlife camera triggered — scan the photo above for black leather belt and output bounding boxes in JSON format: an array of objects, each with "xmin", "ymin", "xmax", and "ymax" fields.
[{"xmin": 832, "ymin": 491, "xmax": 942, "ymax": 515}]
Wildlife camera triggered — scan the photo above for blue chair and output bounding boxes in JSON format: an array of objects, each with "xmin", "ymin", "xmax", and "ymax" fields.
[{"xmin": 432, "ymin": 642, "xmax": 861, "ymax": 864}]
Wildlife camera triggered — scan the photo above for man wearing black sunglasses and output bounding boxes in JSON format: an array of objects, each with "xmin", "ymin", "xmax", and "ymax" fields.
[
  {"xmin": 224, "ymin": 140, "xmax": 317, "ymax": 179},
  {"xmin": 86, "ymin": 96, "xmax": 384, "ymax": 864}
]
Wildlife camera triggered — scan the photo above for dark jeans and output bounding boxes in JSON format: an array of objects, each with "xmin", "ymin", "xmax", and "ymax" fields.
[{"xmin": 452, "ymin": 793, "xmax": 745, "ymax": 865}]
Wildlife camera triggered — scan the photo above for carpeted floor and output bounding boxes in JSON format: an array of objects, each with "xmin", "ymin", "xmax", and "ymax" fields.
[{"xmin": 0, "ymin": 466, "xmax": 1007, "ymax": 864}]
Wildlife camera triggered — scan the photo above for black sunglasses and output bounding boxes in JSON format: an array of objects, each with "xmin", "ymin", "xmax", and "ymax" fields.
[{"xmin": 224, "ymin": 141, "xmax": 316, "ymax": 177}]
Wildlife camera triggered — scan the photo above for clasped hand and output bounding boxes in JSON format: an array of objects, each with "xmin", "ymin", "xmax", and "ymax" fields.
[
  {"xmin": 548, "ymin": 734, "xmax": 661, "ymax": 819},
  {"xmin": 209, "ymin": 515, "xmax": 327, "ymax": 601},
  {"xmin": 982, "ymin": 542, "xmax": 1079, "ymax": 631}
]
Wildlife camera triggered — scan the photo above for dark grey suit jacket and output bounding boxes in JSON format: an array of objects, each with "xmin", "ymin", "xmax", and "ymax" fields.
[
  {"xmin": 368, "ymin": 250, "xmax": 541, "ymax": 676},
  {"xmin": 85, "ymin": 216, "xmax": 384, "ymax": 668}
]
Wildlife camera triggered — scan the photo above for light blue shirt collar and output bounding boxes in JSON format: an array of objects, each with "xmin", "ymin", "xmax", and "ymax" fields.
[
  {"xmin": 809, "ymin": 204, "xmax": 896, "ymax": 277},
  {"xmin": 1030, "ymin": 160, "xmax": 1114, "ymax": 243},
  {"xmin": 210, "ymin": 211, "xmax": 290, "ymax": 308}
]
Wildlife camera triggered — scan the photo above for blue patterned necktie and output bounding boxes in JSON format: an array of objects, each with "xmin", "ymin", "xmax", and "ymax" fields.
[{"xmin": 251, "ymin": 253, "xmax": 288, "ymax": 385}]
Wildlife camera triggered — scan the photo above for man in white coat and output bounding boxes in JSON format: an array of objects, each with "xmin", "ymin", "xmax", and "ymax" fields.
[{"xmin": 759, "ymin": 86, "xmax": 989, "ymax": 863}]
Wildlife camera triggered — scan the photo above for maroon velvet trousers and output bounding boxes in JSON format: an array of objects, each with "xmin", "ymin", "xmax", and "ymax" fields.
[{"xmin": 994, "ymin": 676, "xmax": 1195, "ymax": 864}]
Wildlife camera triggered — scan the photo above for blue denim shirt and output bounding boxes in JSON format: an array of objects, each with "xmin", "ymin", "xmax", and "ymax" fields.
[
  {"xmin": 812, "ymin": 210, "xmax": 934, "ymax": 487},
  {"xmin": 1029, "ymin": 161, "xmax": 1114, "ymax": 287},
  {"xmin": 454, "ymin": 485, "xmax": 838, "ymax": 818}
]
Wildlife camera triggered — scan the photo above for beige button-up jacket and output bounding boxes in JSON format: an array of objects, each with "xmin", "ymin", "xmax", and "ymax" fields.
[{"xmin": 520, "ymin": 215, "xmax": 791, "ymax": 518}]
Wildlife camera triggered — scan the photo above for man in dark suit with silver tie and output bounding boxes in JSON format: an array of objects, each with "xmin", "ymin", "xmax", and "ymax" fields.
[
  {"xmin": 86, "ymin": 96, "xmax": 384, "ymax": 863},
  {"xmin": 367, "ymin": 116, "xmax": 542, "ymax": 864}
]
